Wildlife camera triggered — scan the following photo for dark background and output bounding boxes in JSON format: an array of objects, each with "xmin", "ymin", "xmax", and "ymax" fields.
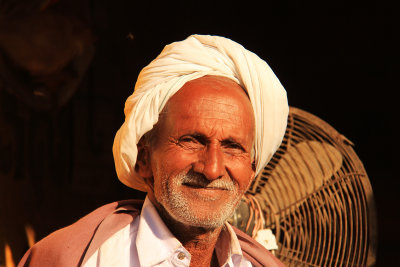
[{"xmin": 0, "ymin": 0, "xmax": 397, "ymax": 266}]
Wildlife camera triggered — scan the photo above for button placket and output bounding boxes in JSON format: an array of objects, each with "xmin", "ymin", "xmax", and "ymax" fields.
[{"xmin": 171, "ymin": 248, "xmax": 190, "ymax": 266}]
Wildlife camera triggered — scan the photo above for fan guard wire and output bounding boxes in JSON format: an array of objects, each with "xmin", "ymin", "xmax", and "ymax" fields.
[{"xmin": 233, "ymin": 107, "xmax": 377, "ymax": 267}]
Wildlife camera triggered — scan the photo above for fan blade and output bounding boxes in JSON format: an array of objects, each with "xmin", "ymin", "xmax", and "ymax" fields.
[{"xmin": 262, "ymin": 141, "xmax": 342, "ymax": 214}]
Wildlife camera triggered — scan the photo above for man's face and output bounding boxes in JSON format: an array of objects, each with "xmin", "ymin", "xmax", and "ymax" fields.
[{"xmin": 145, "ymin": 75, "xmax": 255, "ymax": 229}]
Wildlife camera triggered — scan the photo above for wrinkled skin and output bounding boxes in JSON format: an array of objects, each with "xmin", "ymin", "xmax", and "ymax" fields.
[{"xmin": 136, "ymin": 75, "xmax": 255, "ymax": 266}]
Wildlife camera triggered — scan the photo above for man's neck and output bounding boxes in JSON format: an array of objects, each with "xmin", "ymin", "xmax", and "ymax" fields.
[
  {"xmin": 154, "ymin": 202, "xmax": 224, "ymax": 267},
  {"xmin": 167, "ymin": 217, "xmax": 223, "ymax": 267}
]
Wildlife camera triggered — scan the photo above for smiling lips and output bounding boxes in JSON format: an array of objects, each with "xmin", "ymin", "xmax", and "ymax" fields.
[
  {"xmin": 179, "ymin": 171, "xmax": 235, "ymax": 191},
  {"xmin": 183, "ymin": 183, "xmax": 231, "ymax": 190}
]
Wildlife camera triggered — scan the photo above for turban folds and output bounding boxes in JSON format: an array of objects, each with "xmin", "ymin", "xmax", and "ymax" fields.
[{"xmin": 113, "ymin": 34, "xmax": 289, "ymax": 191}]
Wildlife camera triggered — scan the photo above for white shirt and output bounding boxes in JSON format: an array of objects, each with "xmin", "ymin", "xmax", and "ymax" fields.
[{"xmin": 84, "ymin": 197, "xmax": 252, "ymax": 267}]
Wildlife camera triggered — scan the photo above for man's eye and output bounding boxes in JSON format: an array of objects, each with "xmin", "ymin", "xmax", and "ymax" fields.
[
  {"xmin": 228, "ymin": 143, "xmax": 240, "ymax": 149},
  {"xmin": 177, "ymin": 136, "xmax": 204, "ymax": 149},
  {"xmin": 223, "ymin": 142, "xmax": 245, "ymax": 152},
  {"xmin": 179, "ymin": 136, "xmax": 196, "ymax": 143},
  {"xmin": 178, "ymin": 134, "xmax": 207, "ymax": 145}
]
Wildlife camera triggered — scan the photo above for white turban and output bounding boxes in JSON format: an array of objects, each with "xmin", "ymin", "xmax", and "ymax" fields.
[{"xmin": 112, "ymin": 34, "xmax": 289, "ymax": 191}]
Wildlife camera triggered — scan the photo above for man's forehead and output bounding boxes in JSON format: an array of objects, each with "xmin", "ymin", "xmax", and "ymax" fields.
[
  {"xmin": 196, "ymin": 96, "xmax": 241, "ymax": 113},
  {"xmin": 155, "ymin": 75, "xmax": 255, "ymax": 140},
  {"xmin": 182, "ymin": 75, "xmax": 246, "ymax": 94},
  {"xmin": 166, "ymin": 75, "xmax": 251, "ymax": 111}
]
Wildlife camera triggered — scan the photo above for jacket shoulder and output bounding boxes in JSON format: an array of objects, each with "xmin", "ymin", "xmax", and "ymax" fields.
[
  {"xmin": 232, "ymin": 226, "xmax": 286, "ymax": 267},
  {"xmin": 18, "ymin": 199, "xmax": 143, "ymax": 267}
]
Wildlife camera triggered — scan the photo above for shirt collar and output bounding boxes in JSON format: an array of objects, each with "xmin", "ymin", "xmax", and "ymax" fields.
[
  {"xmin": 215, "ymin": 222, "xmax": 245, "ymax": 266},
  {"xmin": 136, "ymin": 197, "xmax": 246, "ymax": 267},
  {"xmin": 136, "ymin": 197, "xmax": 190, "ymax": 266}
]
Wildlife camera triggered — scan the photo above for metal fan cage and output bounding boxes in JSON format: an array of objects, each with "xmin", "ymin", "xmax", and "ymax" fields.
[{"xmin": 245, "ymin": 107, "xmax": 377, "ymax": 267}]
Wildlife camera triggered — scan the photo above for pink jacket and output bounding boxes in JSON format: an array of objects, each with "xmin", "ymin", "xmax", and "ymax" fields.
[{"xmin": 18, "ymin": 199, "xmax": 285, "ymax": 267}]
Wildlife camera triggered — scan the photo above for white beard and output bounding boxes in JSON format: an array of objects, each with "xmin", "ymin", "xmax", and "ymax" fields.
[{"xmin": 154, "ymin": 171, "xmax": 243, "ymax": 229}]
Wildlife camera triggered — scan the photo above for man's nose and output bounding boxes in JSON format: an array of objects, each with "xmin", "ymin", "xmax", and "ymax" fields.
[{"xmin": 193, "ymin": 144, "xmax": 225, "ymax": 180}]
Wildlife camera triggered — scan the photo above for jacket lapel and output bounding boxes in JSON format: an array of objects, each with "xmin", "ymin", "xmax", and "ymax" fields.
[{"xmin": 80, "ymin": 200, "xmax": 143, "ymax": 265}]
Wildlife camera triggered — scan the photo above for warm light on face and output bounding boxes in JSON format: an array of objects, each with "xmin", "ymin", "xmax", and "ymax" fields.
[{"xmin": 146, "ymin": 75, "xmax": 256, "ymax": 228}]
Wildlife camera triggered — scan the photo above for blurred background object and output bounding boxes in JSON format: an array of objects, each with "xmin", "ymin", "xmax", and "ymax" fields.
[
  {"xmin": 230, "ymin": 107, "xmax": 377, "ymax": 266},
  {"xmin": 0, "ymin": 0, "xmax": 95, "ymax": 111}
]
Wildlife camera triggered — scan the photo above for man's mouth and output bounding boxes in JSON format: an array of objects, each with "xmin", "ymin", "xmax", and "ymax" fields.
[
  {"xmin": 182, "ymin": 182, "xmax": 231, "ymax": 190},
  {"xmin": 178, "ymin": 170, "xmax": 236, "ymax": 191}
]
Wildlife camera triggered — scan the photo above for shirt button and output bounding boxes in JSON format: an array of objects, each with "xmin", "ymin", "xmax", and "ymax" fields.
[{"xmin": 177, "ymin": 252, "xmax": 186, "ymax": 260}]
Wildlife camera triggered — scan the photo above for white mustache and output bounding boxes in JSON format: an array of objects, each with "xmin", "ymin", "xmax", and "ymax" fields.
[{"xmin": 179, "ymin": 172, "xmax": 235, "ymax": 191}]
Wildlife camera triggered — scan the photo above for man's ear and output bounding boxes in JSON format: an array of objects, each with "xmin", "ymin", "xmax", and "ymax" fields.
[{"xmin": 135, "ymin": 139, "xmax": 153, "ymax": 179}]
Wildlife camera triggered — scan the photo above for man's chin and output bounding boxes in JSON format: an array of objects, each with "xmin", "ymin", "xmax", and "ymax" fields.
[
  {"xmin": 161, "ymin": 198, "xmax": 237, "ymax": 229},
  {"xmin": 170, "ymin": 210, "xmax": 228, "ymax": 229},
  {"xmin": 154, "ymin": 183, "xmax": 243, "ymax": 229}
]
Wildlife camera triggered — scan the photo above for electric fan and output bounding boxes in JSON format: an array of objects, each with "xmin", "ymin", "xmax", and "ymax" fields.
[{"xmin": 229, "ymin": 107, "xmax": 377, "ymax": 267}]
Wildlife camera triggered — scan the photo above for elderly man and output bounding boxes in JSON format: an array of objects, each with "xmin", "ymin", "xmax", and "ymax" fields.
[{"xmin": 18, "ymin": 35, "xmax": 288, "ymax": 267}]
